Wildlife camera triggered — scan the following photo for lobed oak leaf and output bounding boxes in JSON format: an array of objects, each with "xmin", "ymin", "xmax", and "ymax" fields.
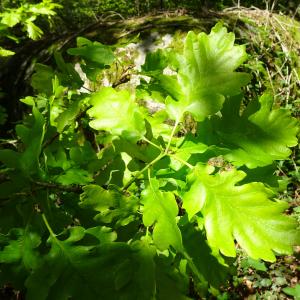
[{"xmin": 183, "ymin": 165, "xmax": 300, "ymax": 262}]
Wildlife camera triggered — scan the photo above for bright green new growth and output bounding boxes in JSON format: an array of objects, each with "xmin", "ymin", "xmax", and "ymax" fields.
[
  {"xmin": 0, "ymin": 23, "xmax": 299, "ymax": 299},
  {"xmin": 87, "ymin": 88, "xmax": 146, "ymax": 141},
  {"xmin": 196, "ymin": 94, "xmax": 299, "ymax": 168},
  {"xmin": 183, "ymin": 165, "xmax": 299, "ymax": 262},
  {"xmin": 142, "ymin": 178, "xmax": 183, "ymax": 251},
  {"xmin": 0, "ymin": 0, "xmax": 62, "ymax": 56},
  {"xmin": 149, "ymin": 23, "xmax": 251, "ymax": 122}
]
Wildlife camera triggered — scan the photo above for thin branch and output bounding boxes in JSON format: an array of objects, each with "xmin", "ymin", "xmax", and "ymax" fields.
[
  {"xmin": 169, "ymin": 154, "xmax": 193, "ymax": 169},
  {"xmin": 42, "ymin": 132, "xmax": 59, "ymax": 149},
  {"xmin": 142, "ymin": 137, "xmax": 162, "ymax": 151},
  {"xmin": 42, "ymin": 213, "xmax": 57, "ymax": 237},
  {"xmin": 34, "ymin": 181, "xmax": 83, "ymax": 193}
]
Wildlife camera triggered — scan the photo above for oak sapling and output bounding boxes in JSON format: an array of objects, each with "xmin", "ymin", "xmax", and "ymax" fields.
[{"xmin": 0, "ymin": 23, "xmax": 298, "ymax": 299}]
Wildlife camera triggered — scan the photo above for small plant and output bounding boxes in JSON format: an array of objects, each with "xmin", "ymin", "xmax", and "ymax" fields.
[{"xmin": 0, "ymin": 23, "xmax": 299, "ymax": 299}]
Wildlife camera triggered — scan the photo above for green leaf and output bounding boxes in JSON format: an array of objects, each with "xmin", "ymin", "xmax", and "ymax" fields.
[
  {"xmin": 260, "ymin": 278, "xmax": 272, "ymax": 287},
  {"xmin": 67, "ymin": 37, "xmax": 115, "ymax": 67},
  {"xmin": 53, "ymin": 52, "xmax": 84, "ymax": 89},
  {"xmin": 55, "ymin": 99, "xmax": 82, "ymax": 132},
  {"xmin": 0, "ymin": 149, "xmax": 20, "ymax": 169},
  {"xmin": 142, "ymin": 49, "xmax": 168, "ymax": 75},
  {"xmin": 283, "ymin": 284, "xmax": 300, "ymax": 300},
  {"xmin": 141, "ymin": 178, "xmax": 183, "ymax": 251},
  {"xmin": 0, "ymin": 228, "xmax": 42, "ymax": 288},
  {"xmin": 28, "ymin": 3, "xmax": 61, "ymax": 15},
  {"xmin": 31, "ymin": 64, "xmax": 55, "ymax": 95},
  {"xmin": 25, "ymin": 227, "xmax": 156, "ymax": 300},
  {"xmin": 115, "ymin": 239, "xmax": 156, "ymax": 299},
  {"xmin": 0, "ymin": 228, "xmax": 41, "ymax": 267},
  {"xmin": 0, "ymin": 46, "xmax": 15, "ymax": 56},
  {"xmin": 55, "ymin": 168, "xmax": 93, "ymax": 185},
  {"xmin": 87, "ymin": 87, "xmax": 146, "ymax": 141},
  {"xmin": 0, "ymin": 11, "xmax": 22, "ymax": 27},
  {"xmin": 0, "ymin": 104, "xmax": 46, "ymax": 176},
  {"xmin": 182, "ymin": 165, "xmax": 299, "ymax": 261},
  {"xmin": 175, "ymin": 134, "xmax": 208, "ymax": 163},
  {"xmin": 240, "ymin": 257, "xmax": 267, "ymax": 272},
  {"xmin": 155, "ymin": 254, "xmax": 191, "ymax": 300},
  {"xmin": 84, "ymin": 226, "xmax": 117, "ymax": 243},
  {"xmin": 197, "ymin": 94, "xmax": 299, "ymax": 168},
  {"xmin": 80, "ymin": 185, "xmax": 139, "ymax": 227},
  {"xmin": 181, "ymin": 223, "xmax": 229, "ymax": 287},
  {"xmin": 25, "ymin": 227, "xmax": 125, "ymax": 300},
  {"xmin": 144, "ymin": 23, "xmax": 250, "ymax": 121},
  {"xmin": 15, "ymin": 106, "xmax": 45, "ymax": 175},
  {"xmin": 25, "ymin": 20, "xmax": 43, "ymax": 40}
]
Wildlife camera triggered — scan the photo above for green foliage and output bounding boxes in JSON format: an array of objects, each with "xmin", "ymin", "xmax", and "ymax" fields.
[
  {"xmin": 144, "ymin": 24, "xmax": 250, "ymax": 122},
  {"xmin": 283, "ymin": 284, "xmax": 300, "ymax": 300},
  {"xmin": 142, "ymin": 177, "xmax": 183, "ymax": 251},
  {"xmin": 0, "ymin": 24, "xmax": 299, "ymax": 299},
  {"xmin": 87, "ymin": 88, "xmax": 145, "ymax": 141},
  {"xmin": 196, "ymin": 94, "xmax": 298, "ymax": 168},
  {"xmin": 0, "ymin": 0, "xmax": 61, "ymax": 55},
  {"xmin": 183, "ymin": 165, "xmax": 298, "ymax": 261}
]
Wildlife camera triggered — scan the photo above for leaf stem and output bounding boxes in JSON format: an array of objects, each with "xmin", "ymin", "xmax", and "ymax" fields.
[
  {"xmin": 182, "ymin": 250, "xmax": 207, "ymax": 283},
  {"xmin": 169, "ymin": 154, "xmax": 194, "ymax": 169},
  {"xmin": 123, "ymin": 153, "xmax": 166, "ymax": 190},
  {"xmin": 142, "ymin": 137, "xmax": 162, "ymax": 151},
  {"xmin": 42, "ymin": 213, "xmax": 72, "ymax": 262},
  {"xmin": 41, "ymin": 213, "xmax": 56, "ymax": 238},
  {"xmin": 34, "ymin": 181, "xmax": 83, "ymax": 193},
  {"xmin": 164, "ymin": 119, "xmax": 179, "ymax": 154}
]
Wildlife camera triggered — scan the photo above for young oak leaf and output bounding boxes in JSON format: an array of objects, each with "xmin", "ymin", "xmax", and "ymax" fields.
[
  {"xmin": 182, "ymin": 165, "xmax": 300, "ymax": 262},
  {"xmin": 180, "ymin": 223, "xmax": 229, "ymax": 288},
  {"xmin": 67, "ymin": 37, "xmax": 115, "ymax": 81},
  {"xmin": 87, "ymin": 87, "xmax": 146, "ymax": 141},
  {"xmin": 147, "ymin": 23, "xmax": 250, "ymax": 121},
  {"xmin": 0, "ymin": 228, "xmax": 42, "ymax": 288},
  {"xmin": 0, "ymin": 105, "xmax": 45, "ymax": 175},
  {"xmin": 197, "ymin": 94, "xmax": 299, "ymax": 168},
  {"xmin": 80, "ymin": 185, "xmax": 139, "ymax": 227},
  {"xmin": 0, "ymin": 228, "xmax": 41, "ymax": 268},
  {"xmin": 141, "ymin": 178, "xmax": 183, "ymax": 252},
  {"xmin": 67, "ymin": 37, "xmax": 115, "ymax": 67},
  {"xmin": 25, "ymin": 227, "xmax": 157, "ymax": 300}
]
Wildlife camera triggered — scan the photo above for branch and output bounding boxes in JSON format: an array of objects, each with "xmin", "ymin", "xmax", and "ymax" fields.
[
  {"xmin": 42, "ymin": 132, "xmax": 59, "ymax": 149},
  {"xmin": 34, "ymin": 181, "xmax": 83, "ymax": 193}
]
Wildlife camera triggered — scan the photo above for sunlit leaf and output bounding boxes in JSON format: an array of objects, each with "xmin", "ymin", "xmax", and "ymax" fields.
[
  {"xmin": 143, "ymin": 23, "xmax": 250, "ymax": 121},
  {"xmin": 0, "ymin": 46, "xmax": 14, "ymax": 56},
  {"xmin": 183, "ymin": 165, "xmax": 300, "ymax": 261},
  {"xmin": 196, "ymin": 94, "xmax": 299, "ymax": 168},
  {"xmin": 141, "ymin": 178, "xmax": 183, "ymax": 251},
  {"xmin": 87, "ymin": 87, "xmax": 146, "ymax": 141}
]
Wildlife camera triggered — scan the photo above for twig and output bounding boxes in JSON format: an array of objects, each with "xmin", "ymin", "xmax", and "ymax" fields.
[
  {"xmin": 169, "ymin": 154, "xmax": 193, "ymax": 169},
  {"xmin": 34, "ymin": 181, "xmax": 83, "ymax": 193},
  {"xmin": 42, "ymin": 132, "xmax": 59, "ymax": 149},
  {"xmin": 142, "ymin": 137, "xmax": 162, "ymax": 150}
]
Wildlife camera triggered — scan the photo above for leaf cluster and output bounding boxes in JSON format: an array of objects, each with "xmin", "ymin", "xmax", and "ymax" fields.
[
  {"xmin": 0, "ymin": 0, "xmax": 61, "ymax": 56},
  {"xmin": 0, "ymin": 23, "xmax": 299, "ymax": 299}
]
